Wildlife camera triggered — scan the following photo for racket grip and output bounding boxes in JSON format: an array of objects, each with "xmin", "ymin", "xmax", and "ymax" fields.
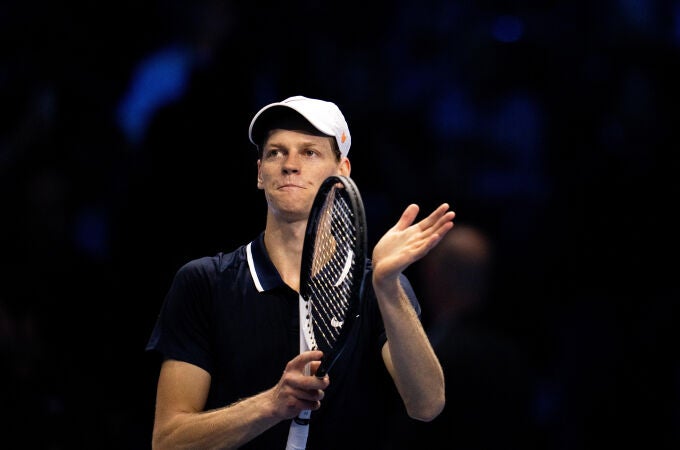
[
  {"xmin": 293, "ymin": 363, "xmax": 313, "ymax": 426},
  {"xmin": 294, "ymin": 409, "xmax": 311, "ymax": 424},
  {"xmin": 285, "ymin": 416, "xmax": 310, "ymax": 450}
]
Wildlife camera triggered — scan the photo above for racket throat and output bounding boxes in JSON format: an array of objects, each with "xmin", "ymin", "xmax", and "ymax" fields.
[{"xmin": 299, "ymin": 294, "xmax": 317, "ymax": 352}]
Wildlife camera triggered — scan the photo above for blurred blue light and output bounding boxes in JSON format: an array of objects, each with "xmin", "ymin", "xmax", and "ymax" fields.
[
  {"xmin": 492, "ymin": 15, "xmax": 524, "ymax": 43},
  {"xmin": 674, "ymin": 1, "xmax": 680, "ymax": 45},
  {"xmin": 431, "ymin": 87, "xmax": 474, "ymax": 140},
  {"xmin": 116, "ymin": 45, "xmax": 194, "ymax": 146},
  {"xmin": 618, "ymin": 0, "xmax": 654, "ymax": 30},
  {"xmin": 74, "ymin": 207, "xmax": 110, "ymax": 260}
]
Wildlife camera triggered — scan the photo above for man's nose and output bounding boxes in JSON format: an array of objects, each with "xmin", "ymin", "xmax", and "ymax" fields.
[{"xmin": 282, "ymin": 154, "xmax": 301, "ymax": 174}]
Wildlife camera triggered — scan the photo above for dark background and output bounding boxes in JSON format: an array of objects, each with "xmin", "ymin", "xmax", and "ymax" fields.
[{"xmin": 1, "ymin": 0, "xmax": 677, "ymax": 448}]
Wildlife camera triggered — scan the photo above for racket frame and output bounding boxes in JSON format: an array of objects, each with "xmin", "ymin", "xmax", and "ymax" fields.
[{"xmin": 299, "ymin": 175, "xmax": 367, "ymax": 378}]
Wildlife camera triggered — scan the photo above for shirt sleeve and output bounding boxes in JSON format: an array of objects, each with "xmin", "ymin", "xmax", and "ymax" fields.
[{"xmin": 146, "ymin": 257, "xmax": 216, "ymax": 374}]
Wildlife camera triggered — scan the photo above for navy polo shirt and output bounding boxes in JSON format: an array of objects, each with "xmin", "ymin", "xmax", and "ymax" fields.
[{"xmin": 146, "ymin": 231, "xmax": 422, "ymax": 450}]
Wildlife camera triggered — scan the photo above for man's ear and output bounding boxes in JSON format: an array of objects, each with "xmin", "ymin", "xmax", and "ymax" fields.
[
  {"xmin": 339, "ymin": 157, "xmax": 351, "ymax": 177},
  {"xmin": 257, "ymin": 160, "xmax": 264, "ymax": 189}
]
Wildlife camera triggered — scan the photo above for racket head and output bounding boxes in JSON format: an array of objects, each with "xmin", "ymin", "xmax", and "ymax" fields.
[{"xmin": 300, "ymin": 175, "xmax": 367, "ymax": 378}]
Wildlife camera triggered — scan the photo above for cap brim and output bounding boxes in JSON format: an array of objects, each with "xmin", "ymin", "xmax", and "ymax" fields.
[{"xmin": 249, "ymin": 104, "xmax": 332, "ymax": 148}]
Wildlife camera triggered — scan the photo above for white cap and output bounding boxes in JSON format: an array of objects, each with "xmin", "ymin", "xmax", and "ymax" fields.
[{"xmin": 248, "ymin": 95, "xmax": 351, "ymax": 157}]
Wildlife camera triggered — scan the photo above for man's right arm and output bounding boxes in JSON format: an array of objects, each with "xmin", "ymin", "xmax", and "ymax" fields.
[{"xmin": 151, "ymin": 352, "xmax": 328, "ymax": 450}]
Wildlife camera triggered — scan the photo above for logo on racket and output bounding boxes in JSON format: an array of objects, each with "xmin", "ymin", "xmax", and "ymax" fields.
[
  {"xmin": 330, "ymin": 317, "xmax": 344, "ymax": 328},
  {"xmin": 333, "ymin": 249, "xmax": 354, "ymax": 287}
]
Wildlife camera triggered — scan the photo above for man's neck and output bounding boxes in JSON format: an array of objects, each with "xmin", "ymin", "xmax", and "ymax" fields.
[{"xmin": 263, "ymin": 218, "xmax": 307, "ymax": 292}]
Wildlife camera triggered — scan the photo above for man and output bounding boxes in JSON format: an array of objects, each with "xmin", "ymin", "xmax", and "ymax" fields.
[{"xmin": 146, "ymin": 95, "xmax": 454, "ymax": 449}]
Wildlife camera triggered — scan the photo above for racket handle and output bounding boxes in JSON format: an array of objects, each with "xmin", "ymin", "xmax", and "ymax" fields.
[
  {"xmin": 294, "ymin": 362, "xmax": 313, "ymax": 425},
  {"xmin": 286, "ymin": 416, "xmax": 310, "ymax": 450},
  {"xmin": 294, "ymin": 409, "xmax": 311, "ymax": 424}
]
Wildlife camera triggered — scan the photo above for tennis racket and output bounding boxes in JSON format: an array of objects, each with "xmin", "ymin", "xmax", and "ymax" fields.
[{"xmin": 285, "ymin": 175, "xmax": 368, "ymax": 450}]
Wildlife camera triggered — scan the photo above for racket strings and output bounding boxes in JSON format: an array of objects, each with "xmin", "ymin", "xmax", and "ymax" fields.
[{"xmin": 307, "ymin": 187, "xmax": 358, "ymax": 352}]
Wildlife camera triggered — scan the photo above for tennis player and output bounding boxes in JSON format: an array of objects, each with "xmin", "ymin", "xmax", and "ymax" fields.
[{"xmin": 146, "ymin": 95, "xmax": 454, "ymax": 449}]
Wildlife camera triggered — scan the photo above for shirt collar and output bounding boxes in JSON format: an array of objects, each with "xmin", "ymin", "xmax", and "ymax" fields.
[{"xmin": 246, "ymin": 232, "xmax": 287, "ymax": 292}]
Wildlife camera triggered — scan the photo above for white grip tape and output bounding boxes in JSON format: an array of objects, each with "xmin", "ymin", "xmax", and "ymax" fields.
[
  {"xmin": 286, "ymin": 294, "xmax": 313, "ymax": 449},
  {"xmin": 285, "ymin": 419, "xmax": 310, "ymax": 450}
]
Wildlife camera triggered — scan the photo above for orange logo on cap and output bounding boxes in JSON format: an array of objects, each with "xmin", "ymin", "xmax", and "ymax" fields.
[{"xmin": 341, "ymin": 132, "xmax": 347, "ymax": 143}]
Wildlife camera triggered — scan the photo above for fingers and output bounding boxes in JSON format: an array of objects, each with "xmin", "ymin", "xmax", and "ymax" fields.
[
  {"xmin": 416, "ymin": 204, "xmax": 455, "ymax": 250},
  {"xmin": 308, "ymin": 360, "xmax": 324, "ymax": 377},
  {"xmin": 397, "ymin": 203, "xmax": 455, "ymax": 231},
  {"xmin": 290, "ymin": 350, "xmax": 324, "ymax": 370},
  {"xmin": 372, "ymin": 202, "xmax": 456, "ymax": 283},
  {"xmin": 420, "ymin": 203, "xmax": 455, "ymax": 229},
  {"xmin": 285, "ymin": 351, "xmax": 328, "ymax": 383},
  {"xmin": 395, "ymin": 204, "xmax": 420, "ymax": 231},
  {"xmin": 277, "ymin": 351, "xmax": 330, "ymax": 417}
]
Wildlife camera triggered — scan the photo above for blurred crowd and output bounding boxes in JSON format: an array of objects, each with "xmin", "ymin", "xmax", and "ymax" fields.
[{"xmin": 1, "ymin": 1, "xmax": 677, "ymax": 448}]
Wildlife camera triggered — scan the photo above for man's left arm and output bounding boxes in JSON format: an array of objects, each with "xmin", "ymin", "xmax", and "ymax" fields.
[
  {"xmin": 377, "ymin": 276, "xmax": 445, "ymax": 421},
  {"xmin": 371, "ymin": 203, "xmax": 455, "ymax": 421}
]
